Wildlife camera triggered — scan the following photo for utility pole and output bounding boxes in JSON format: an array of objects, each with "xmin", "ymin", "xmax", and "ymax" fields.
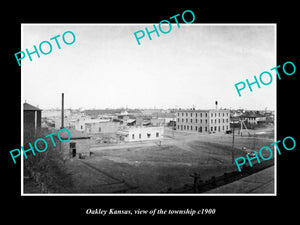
[
  {"xmin": 60, "ymin": 93, "xmax": 64, "ymax": 154},
  {"xmin": 231, "ymin": 125, "xmax": 235, "ymax": 164},
  {"xmin": 61, "ymin": 93, "xmax": 64, "ymax": 129}
]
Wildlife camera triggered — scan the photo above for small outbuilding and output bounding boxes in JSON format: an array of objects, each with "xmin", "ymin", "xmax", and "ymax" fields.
[{"xmin": 59, "ymin": 128, "xmax": 91, "ymax": 159}]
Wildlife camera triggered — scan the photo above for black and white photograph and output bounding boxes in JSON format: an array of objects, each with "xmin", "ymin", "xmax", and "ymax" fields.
[
  {"xmin": 21, "ymin": 24, "xmax": 276, "ymax": 195},
  {"xmin": 4, "ymin": 4, "xmax": 298, "ymax": 221}
]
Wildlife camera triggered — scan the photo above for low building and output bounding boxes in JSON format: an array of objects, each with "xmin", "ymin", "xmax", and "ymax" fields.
[
  {"xmin": 117, "ymin": 126, "xmax": 164, "ymax": 142},
  {"xmin": 241, "ymin": 111, "xmax": 267, "ymax": 125},
  {"xmin": 59, "ymin": 128, "xmax": 91, "ymax": 159},
  {"xmin": 150, "ymin": 117, "xmax": 165, "ymax": 126},
  {"xmin": 85, "ymin": 120, "xmax": 120, "ymax": 134},
  {"xmin": 176, "ymin": 109, "xmax": 230, "ymax": 133}
]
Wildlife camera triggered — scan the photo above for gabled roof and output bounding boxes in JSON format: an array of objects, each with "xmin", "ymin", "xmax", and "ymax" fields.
[{"xmin": 24, "ymin": 102, "xmax": 42, "ymax": 111}]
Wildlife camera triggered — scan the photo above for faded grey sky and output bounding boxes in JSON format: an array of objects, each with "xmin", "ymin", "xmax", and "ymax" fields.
[{"xmin": 22, "ymin": 24, "xmax": 276, "ymax": 110}]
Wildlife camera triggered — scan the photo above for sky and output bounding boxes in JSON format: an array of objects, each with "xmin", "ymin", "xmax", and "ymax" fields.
[{"xmin": 22, "ymin": 24, "xmax": 276, "ymax": 110}]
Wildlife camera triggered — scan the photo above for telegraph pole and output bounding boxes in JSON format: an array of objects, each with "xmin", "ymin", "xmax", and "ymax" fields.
[
  {"xmin": 61, "ymin": 93, "xmax": 64, "ymax": 129},
  {"xmin": 60, "ymin": 93, "xmax": 64, "ymax": 154},
  {"xmin": 231, "ymin": 125, "xmax": 235, "ymax": 164}
]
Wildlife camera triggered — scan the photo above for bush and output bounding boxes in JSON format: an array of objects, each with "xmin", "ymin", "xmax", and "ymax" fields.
[{"xmin": 23, "ymin": 128, "xmax": 74, "ymax": 193}]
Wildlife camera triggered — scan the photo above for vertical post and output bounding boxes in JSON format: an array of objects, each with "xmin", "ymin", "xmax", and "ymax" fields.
[
  {"xmin": 231, "ymin": 125, "xmax": 235, "ymax": 164},
  {"xmin": 60, "ymin": 93, "xmax": 64, "ymax": 155},
  {"xmin": 173, "ymin": 110, "xmax": 175, "ymax": 138},
  {"xmin": 61, "ymin": 93, "xmax": 64, "ymax": 129},
  {"xmin": 240, "ymin": 119, "xmax": 243, "ymax": 136}
]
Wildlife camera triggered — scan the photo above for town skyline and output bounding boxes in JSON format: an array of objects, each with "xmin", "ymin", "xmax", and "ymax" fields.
[{"xmin": 28, "ymin": 102, "xmax": 274, "ymax": 112}]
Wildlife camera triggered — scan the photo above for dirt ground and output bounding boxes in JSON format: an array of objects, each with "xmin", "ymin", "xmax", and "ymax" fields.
[{"xmin": 64, "ymin": 125, "xmax": 275, "ymax": 193}]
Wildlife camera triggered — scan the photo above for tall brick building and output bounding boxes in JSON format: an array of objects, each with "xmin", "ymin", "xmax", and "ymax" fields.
[{"xmin": 176, "ymin": 109, "xmax": 230, "ymax": 133}]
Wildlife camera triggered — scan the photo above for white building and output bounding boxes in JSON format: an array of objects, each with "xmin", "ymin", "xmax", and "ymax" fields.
[{"xmin": 117, "ymin": 126, "xmax": 164, "ymax": 142}]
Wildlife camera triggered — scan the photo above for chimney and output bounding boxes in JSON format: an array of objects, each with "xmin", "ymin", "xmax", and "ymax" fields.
[
  {"xmin": 215, "ymin": 101, "xmax": 218, "ymax": 110},
  {"xmin": 61, "ymin": 93, "xmax": 64, "ymax": 129}
]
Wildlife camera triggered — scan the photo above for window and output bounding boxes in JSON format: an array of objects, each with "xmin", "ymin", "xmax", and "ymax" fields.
[
  {"xmin": 186, "ymin": 113, "xmax": 188, "ymax": 116},
  {"xmin": 156, "ymin": 132, "xmax": 159, "ymax": 137},
  {"xmin": 211, "ymin": 127, "xmax": 213, "ymax": 131},
  {"xmin": 139, "ymin": 133, "xmax": 141, "ymax": 139},
  {"xmin": 190, "ymin": 113, "xmax": 192, "ymax": 117},
  {"xmin": 182, "ymin": 113, "xmax": 184, "ymax": 116},
  {"xmin": 215, "ymin": 113, "xmax": 217, "ymax": 117},
  {"xmin": 199, "ymin": 126, "xmax": 202, "ymax": 132},
  {"xmin": 215, "ymin": 119, "xmax": 217, "ymax": 123},
  {"xmin": 186, "ymin": 118, "xmax": 188, "ymax": 122},
  {"xmin": 219, "ymin": 119, "xmax": 220, "ymax": 123},
  {"xmin": 211, "ymin": 113, "xmax": 213, "ymax": 117},
  {"xmin": 206, "ymin": 113, "xmax": 208, "ymax": 117},
  {"xmin": 205, "ymin": 127, "xmax": 207, "ymax": 132},
  {"xmin": 182, "ymin": 118, "xmax": 184, "ymax": 122},
  {"xmin": 70, "ymin": 142, "xmax": 76, "ymax": 148},
  {"xmin": 226, "ymin": 118, "xmax": 228, "ymax": 122},
  {"xmin": 218, "ymin": 126, "xmax": 220, "ymax": 132},
  {"xmin": 222, "ymin": 126, "xmax": 224, "ymax": 130},
  {"xmin": 196, "ymin": 113, "xmax": 197, "ymax": 117},
  {"xmin": 99, "ymin": 127, "xmax": 101, "ymax": 132},
  {"xmin": 214, "ymin": 126, "xmax": 217, "ymax": 131},
  {"xmin": 191, "ymin": 126, "xmax": 193, "ymax": 131},
  {"xmin": 205, "ymin": 119, "xmax": 207, "ymax": 124},
  {"xmin": 187, "ymin": 125, "xmax": 189, "ymax": 130},
  {"xmin": 132, "ymin": 134, "xmax": 135, "ymax": 139},
  {"xmin": 81, "ymin": 125, "xmax": 83, "ymax": 130},
  {"xmin": 226, "ymin": 126, "xmax": 229, "ymax": 130},
  {"xmin": 184, "ymin": 125, "xmax": 186, "ymax": 130},
  {"xmin": 200, "ymin": 119, "xmax": 202, "ymax": 123},
  {"xmin": 191, "ymin": 119, "xmax": 193, "ymax": 123},
  {"xmin": 211, "ymin": 119, "xmax": 213, "ymax": 124},
  {"xmin": 195, "ymin": 126, "xmax": 198, "ymax": 131},
  {"xmin": 178, "ymin": 113, "xmax": 180, "ymax": 116},
  {"xmin": 196, "ymin": 119, "xmax": 198, "ymax": 123},
  {"xmin": 181, "ymin": 125, "xmax": 183, "ymax": 130},
  {"xmin": 147, "ymin": 133, "xmax": 151, "ymax": 138},
  {"xmin": 177, "ymin": 118, "xmax": 179, "ymax": 122},
  {"xmin": 200, "ymin": 113, "xmax": 202, "ymax": 117},
  {"xmin": 223, "ymin": 119, "xmax": 225, "ymax": 123},
  {"xmin": 219, "ymin": 113, "xmax": 220, "ymax": 117}
]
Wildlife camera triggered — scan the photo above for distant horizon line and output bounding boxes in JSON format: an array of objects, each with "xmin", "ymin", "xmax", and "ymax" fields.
[{"xmin": 39, "ymin": 107, "xmax": 275, "ymax": 111}]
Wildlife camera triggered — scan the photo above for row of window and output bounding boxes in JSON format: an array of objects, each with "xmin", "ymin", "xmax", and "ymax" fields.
[
  {"xmin": 177, "ymin": 125, "xmax": 229, "ymax": 132},
  {"xmin": 177, "ymin": 118, "xmax": 229, "ymax": 124},
  {"xmin": 131, "ymin": 132, "xmax": 159, "ymax": 139},
  {"xmin": 178, "ymin": 112, "xmax": 208, "ymax": 117},
  {"xmin": 178, "ymin": 112, "xmax": 229, "ymax": 118}
]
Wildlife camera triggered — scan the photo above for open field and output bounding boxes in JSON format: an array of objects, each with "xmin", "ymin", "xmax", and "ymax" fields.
[{"xmin": 64, "ymin": 125, "xmax": 275, "ymax": 193}]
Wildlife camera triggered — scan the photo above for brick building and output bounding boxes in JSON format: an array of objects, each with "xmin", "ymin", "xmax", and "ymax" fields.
[{"xmin": 176, "ymin": 109, "xmax": 230, "ymax": 133}]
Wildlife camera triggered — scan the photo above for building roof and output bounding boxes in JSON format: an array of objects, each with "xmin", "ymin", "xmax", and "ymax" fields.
[
  {"xmin": 125, "ymin": 119, "xmax": 136, "ymax": 124},
  {"xmin": 24, "ymin": 102, "xmax": 42, "ymax": 111},
  {"xmin": 59, "ymin": 128, "xmax": 90, "ymax": 140},
  {"xmin": 177, "ymin": 109, "xmax": 229, "ymax": 112},
  {"xmin": 84, "ymin": 119, "xmax": 111, "ymax": 124}
]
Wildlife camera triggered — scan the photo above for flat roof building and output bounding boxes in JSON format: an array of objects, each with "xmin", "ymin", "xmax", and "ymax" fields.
[
  {"xmin": 176, "ymin": 109, "xmax": 230, "ymax": 134},
  {"xmin": 117, "ymin": 126, "xmax": 164, "ymax": 142}
]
